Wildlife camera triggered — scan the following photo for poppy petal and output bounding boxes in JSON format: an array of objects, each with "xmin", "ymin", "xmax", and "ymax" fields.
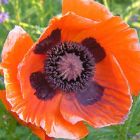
[
  {"xmin": 1, "ymin": 26, "xmax": 33, "ymax": 68},
  {"xmin": 0, "ymin": 26, "xmax": 48, "ymax": 139},
  {"xmin": 62, "ymin": 0, "xmax": 112, "ymax": 22},
  {"xmin": 18, "ymin": 46, "xmax": 46, "ymax": 99},
  {"xmin": 47, "ymin": 112, "xmax": 88, "ymax": 139},
  {"xmin": 74, "ymin": 16, "xmax": 139, "ymax": 51},
  {"xmin": 92, "ymin": 16, "xmax": 140, "ymax": 51},
  {"xmin": 56, "ymin": 12, "xmax": 96, "ymax": 42},
  {"xmin": 60, "ymin": 53, "xmax": 132, "ymax": 127},
  {"xmin": 114, "ymin": 50, "xmax": 140, "ymax": 95},
  {"xmin": 91, "ymin": 17, "xmax": 140, "ymax": 95},
  {"xmin": 0, "ymin": 25, "xmax": 34, "ymax": 109},
  {"xmin": 73, "ymin": 16, "xmax": 140, "ymax": 95}
]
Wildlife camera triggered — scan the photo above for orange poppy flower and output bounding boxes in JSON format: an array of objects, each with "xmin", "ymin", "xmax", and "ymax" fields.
[{"xmin": 0, "ymin": 0, "xmax": 140, "ymax": 139}]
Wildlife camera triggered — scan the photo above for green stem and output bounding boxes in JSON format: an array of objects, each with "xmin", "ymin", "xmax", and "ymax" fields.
[
  {"xmin": 8, "ymin": 20, "xmax": 44, "ymax": 34},
  {"xmin": 15, "ymin": 0, "xmax": 21, "ymax": 24},
  {"xmin": 116, "ymin": 96, "xmax": 140, "ymax": 140},
  {"xmin": 124, "ymin": 96, "xmax": 140, "ymax": 140},
  {"xmin": 103, "ymin": 0, "xmax": 110, "ymax": 10}
]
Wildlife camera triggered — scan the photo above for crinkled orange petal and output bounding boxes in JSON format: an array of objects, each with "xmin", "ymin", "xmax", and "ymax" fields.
[
  {"xmin": 62, "ymin": 0, "xmax": 112, "ymax": 22},
  {"xmin": 73, "ymin": 16, "xmax": 140, "ymax": 95},
  {"xmin": 1, "ymin": 26, "xmax": 34, "ymax": 68},
  {"xmin": 48, "ymin": 111, "xmax": 88, "ymax": 139},
  {"xmin": 0, "ymin": 26, "xmax": 49, "ymax": 139},
  {"xmin": 0, "ymin": 25, "xmax": 33, "ymax": 112},
  {"xmin": 18, "ymin": 47, "xmax": 46, "ymax": 99},
  {"xmin": 114, "ymin": 50, "xmax": 140, "ymax": 95},
  {"xmin": 93, "ymin": 17, "xmax": 140, "ymax": 51},
  {"xmin": 60, "ymin": 53, "xmax": 132, "ymax": 127},
  {"xmin": 74, "ymin": 16, "xmax": 140, "ymax": 51},
  {"xmin": 42, "ymin": 12, "xmax": 96, "ymax": 42}
]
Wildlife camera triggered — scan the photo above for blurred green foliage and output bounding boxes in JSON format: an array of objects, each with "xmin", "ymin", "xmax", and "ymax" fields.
[{"xmin": 0, "ymin": 0, "xmax": 140, "ymax": 140}]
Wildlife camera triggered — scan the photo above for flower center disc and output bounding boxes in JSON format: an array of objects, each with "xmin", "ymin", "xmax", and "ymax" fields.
[
  {"xmin": 45, "ymin": 42, "xmax": 95, "ymax": 93},
  {"xmin": 57, "ymin": 53, "xmax": 83, "ymax": 81}
]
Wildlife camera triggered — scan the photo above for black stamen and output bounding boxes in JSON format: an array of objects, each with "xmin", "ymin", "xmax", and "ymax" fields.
[
  {"xmin": 82, "ymin": 37, "xmax": 106, "ymax": 63},
  {"xmin": 34, "ymin": 28, "xmax": 61, "ymax": 54}
]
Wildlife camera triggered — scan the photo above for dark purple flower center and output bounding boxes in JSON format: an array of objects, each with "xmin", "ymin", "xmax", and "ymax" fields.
[{"xmin": 45, "ymin": 42, "xmax": 95, "ymax": 93}]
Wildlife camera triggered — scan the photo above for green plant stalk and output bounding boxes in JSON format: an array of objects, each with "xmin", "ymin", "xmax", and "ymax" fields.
[
  {"xmin": 103, "ymin": 0, "xmax": 110, "ymax": 10},
  {"xmin": 8, "ymin": 20, "xmax": 44, "ymax": 34}
]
